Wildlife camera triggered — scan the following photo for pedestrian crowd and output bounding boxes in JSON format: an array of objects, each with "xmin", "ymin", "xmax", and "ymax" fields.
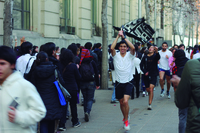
[{"xmin": 1, "ymin": 31, "xmax": 200, "ymax": 133}]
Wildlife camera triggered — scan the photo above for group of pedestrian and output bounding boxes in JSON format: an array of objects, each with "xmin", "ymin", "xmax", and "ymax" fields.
[{"xmin": 0, "ymin": 39, "xmax": 103, "ymax": 133}]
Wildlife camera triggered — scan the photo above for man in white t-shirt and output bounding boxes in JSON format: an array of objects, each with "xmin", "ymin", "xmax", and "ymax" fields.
[
  {"xmin": 158, "ymin": 42, "xmax": 172, "ymax": 98},
  {"xmin": 193, "ymin": 45, "xmax": 200, "ymax": 59},
  {"xmin": 111, "ymin": 30, "xmax": 135, "ymax": 131}
]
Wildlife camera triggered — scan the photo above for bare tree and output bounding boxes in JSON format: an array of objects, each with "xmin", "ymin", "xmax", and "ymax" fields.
[
  {"xmin": 101, "ymin": 0, "xmax": 108, "ymax": 89},
  {"xmin": 3, "ymin": 0, "xmax": 13, "ymax": 47}
]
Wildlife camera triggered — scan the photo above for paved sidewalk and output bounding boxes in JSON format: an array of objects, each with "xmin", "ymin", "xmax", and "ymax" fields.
[{"xmin": 63, "ymin": 85, "xmax": 178, "ymax": 133}]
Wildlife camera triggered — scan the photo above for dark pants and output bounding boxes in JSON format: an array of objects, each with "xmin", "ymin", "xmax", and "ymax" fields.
[
  {"xmin": 59, "ymin": 90, "xmax": 79, "ymax": 126},
  {"xmin": 80, "ymin": 81, "xmax": 95, "ymax": 114},
  {"xmin": 40, "ymin": 120, "xmax": 55, "ymax": 133},
  {"xmin": 134, "ymin": 69, "xmax": 140, "ymax": 98},
  {"xmin": 178, "ymin": 108, "xmax": 188, "ymax": 133}
]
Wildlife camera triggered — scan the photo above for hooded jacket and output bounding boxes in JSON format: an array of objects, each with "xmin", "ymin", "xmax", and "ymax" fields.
[
  {"xmin": 175, "ymin": 59, "xmax": 200, "ymax": 133},
  {"xmin": 0, "ymin": 71, "xmax": 46, "ymax": 133},
  {"xmin": 31, "ymin": 61, "xmax": 64, "ymax": 120}
]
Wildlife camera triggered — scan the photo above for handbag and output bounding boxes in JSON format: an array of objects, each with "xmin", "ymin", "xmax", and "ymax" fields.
[
  {"xmin": 24, "ymin": 57, "xmax": 33, "ymax": 80},
  {"xmin": 53, "ymin": 81, "xmax": 66, "ymax": 106},
  {"xmin": 54, "ymin": 69, "xmax": 71, "ymax": 102}
]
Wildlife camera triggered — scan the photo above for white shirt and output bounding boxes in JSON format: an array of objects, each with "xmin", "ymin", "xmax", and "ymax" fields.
[
  {"xmin": 193, "ymin": 53, "xmax": 200, "ymax": 59},
  {"xmin": 158, "ymin": 49, "xmax": 172, "ymax": 70},
  {"xmin": 132, "ymin": 57, "xmax": 143, "ymax": 75},
  {"xmin": 16, "ymin": 54, "xmax": 36, "ymax": 75},
  {"xmin": 112, "ymin": 52, "xmax": 135, "ymax": 83}
]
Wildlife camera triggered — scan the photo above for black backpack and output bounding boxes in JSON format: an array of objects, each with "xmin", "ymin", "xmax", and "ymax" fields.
[
  {"xmin": 109, "ymin": 55, "xmax": 114, "ymax": 70},
  {"xmin": 80, "ymin": 61, "xmax": 95, "ymax": 81}
]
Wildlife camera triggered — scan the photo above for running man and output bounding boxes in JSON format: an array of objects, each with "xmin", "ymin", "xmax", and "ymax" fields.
[
  {"xmin": 158, "ymin": 42, "xmax": 172, "ymax": 98},
  {"xmin": 140, "ymin": 45, "xmax": 160, "ymax": 110},
  {"xmin": 110, "ymin": 30, "xmax": 135, "ymax": 131}
]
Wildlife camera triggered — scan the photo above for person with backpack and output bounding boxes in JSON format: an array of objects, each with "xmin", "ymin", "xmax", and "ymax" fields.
[
  {"xmin": 93, "ymin": 43, "xmax": 102, "ymax": 75},
  {"xmin": 16, "ymin": 41, "xmax": 35, "ymax": 76},
  {"xmin": 31, "ymin": 51, "xmax": 64, "ymax": 133},
  {"xmin": 79, "ymin": 49, "xmax": 100, "ymax": 122}
]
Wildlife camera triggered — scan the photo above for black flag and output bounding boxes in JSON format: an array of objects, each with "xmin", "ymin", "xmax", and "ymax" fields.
[{"xmin": 113, "ymin": 17, "xmax": 155, "ymax": 45}]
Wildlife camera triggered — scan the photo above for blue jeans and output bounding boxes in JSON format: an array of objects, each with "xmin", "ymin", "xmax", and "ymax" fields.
[
  {"xmin": 80, "ymin": 81, "xmax": 95, "ymax": 114},
  {"xmin": 178, "ymin": 108, "xmax": 188, "ymax": 133},
  {"xmin": 40, "ymin": 120, "xmax": 55, "ymax": 133},
  {"xmin": 111, "ymin": 83, "xmax": 116, "ymax": 101}
]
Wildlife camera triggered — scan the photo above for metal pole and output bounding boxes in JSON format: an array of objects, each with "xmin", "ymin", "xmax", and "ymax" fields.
[
  {"xmin": 138, "ymin": 0, "xmax": 141, "ymax": 18},
  {"xmin": 154, "ymin": 0, "xmax": 156, "ymax": 45}
]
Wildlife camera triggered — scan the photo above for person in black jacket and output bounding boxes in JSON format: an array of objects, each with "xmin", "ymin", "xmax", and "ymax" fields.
[
  {"xmin": 59, "ymin": 49, "xmax": 81, "ymax": 129},
  {"xmin": 31, "ymin": 51, "xmax": 64, "ymax": 133},
  {"xmin": 140, "ymin": 45, "xmax": 160, "ymax": 110}
]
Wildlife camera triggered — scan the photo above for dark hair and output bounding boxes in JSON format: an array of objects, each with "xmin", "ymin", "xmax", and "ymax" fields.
[
  {"xmin": 85, "ymin": 42, "xmax": 93, "ymax": 50},
  {"xmin": 148, "ymin": 45, "xmax": 154, "ymax": 50},
  {"xmin": 0, "ymin": 46, "xmax": 17, "ymax": 65},
  {"xmin": 76, "ymin": 43, "xmax": 81, "ymax": 48},
  {"xmin": 178, "ymin": 44, "xmax": 185, "ymax": 49},
  {"xmin": 14, "ymin": 46, "xmax": 22, "ymax": 56},
  {"xmin": 39, "ymin": 44, "xmax": 44, "ymax": 52},
  {"xmin": 68, "ymin": 43, "xmax": 78, "ymax": 56},
  {"xmin": 36, "ymin": 51, "xmax": 48, "ymax": 65},
  {"xmin": 56, "ymin": 46, "xmax": 59, "ymax": 51},
  {"xmin": 32, "ymin": 46, "xmax": 38, "ymax": 54},
  {"xmin": 43, "ymin": 42, "xmax": 56, "ymax": 56},
  {"xmin": 60, "ymin": 48, "xmax": 66, "ymax": 55},
  {"xmin": 95, "ymin": 43, "xmax": 101, "ymax": 49},
  {"xmin": 135, "ymin": 42, "xmax": 141, "ymax": 47},
  {"xmin": 134, "ymin": 44, "xmax": 138, "ymax": 51},
  {"xmin": 119, "ymin": 40, "xmax": 128, "ymax": 47},
  {"xmin": 21, "ymin": 41, "xmax": 33, "ymax": 55},
  {"xmin": 140, "ymin": 47, "xmax": 147, "ymax": 54},
  {"xmin": 174, "ymin": 49, "xmax": 185, "ymax": 59},
  {"xmin": 198, "ymin": 45, "xmax": 200, "ymax": 51},
  {"xmin": 193, "ymin": 44, "xmax": 199, "ymax": 54},
  {"xmin": 173, "ymin": 44, "xmax": 178, "ymax": 48},
  {"xmin": 162, "ymin": 42, "xmax": 168, "ymax": 46},
  {"xmin": 60, "ymin": 49, "xmax": 74, "ymax": 66}
]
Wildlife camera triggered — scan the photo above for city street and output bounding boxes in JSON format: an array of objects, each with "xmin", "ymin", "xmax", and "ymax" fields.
[{"xmin": 63, "ymin": 83, "xmax": 179, "ymax": 133}]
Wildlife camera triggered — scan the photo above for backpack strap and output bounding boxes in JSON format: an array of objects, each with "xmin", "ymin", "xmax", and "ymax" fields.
[{"xmin": 25, "ymin": 57, "xmax": 33, "ymax": 74}]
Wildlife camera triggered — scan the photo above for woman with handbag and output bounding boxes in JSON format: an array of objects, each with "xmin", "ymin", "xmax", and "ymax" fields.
[
  {"xmin": 59, "ymin": 49, "xmax": 81, "ymax": 130},
  {"xmin": 31, "ymin": 51, "xmax": 64, "ymax": 133}
]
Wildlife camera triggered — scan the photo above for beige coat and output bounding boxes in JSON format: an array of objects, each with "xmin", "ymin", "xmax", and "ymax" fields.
[{"xmin": 0, "ymin": 71, "xmax": 46, "ymax": 133}]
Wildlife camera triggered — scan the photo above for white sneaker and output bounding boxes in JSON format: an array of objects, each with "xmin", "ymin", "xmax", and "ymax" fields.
[
  {"xmin": 147, "ymin": 105, "xmax": 152, "ymax": 110},
  {"xmin": 142, "ymin": 91, "xmax": 146, "ymax": 97},
  {"xmin": 160, "ymin": 90, "xmax": 165, "ymax": 97},
  {"xmin": 167, "ymin": 93, "xmax": 171, "ymax": 99},
  {"xmin": 124, "ymin": 120, "xmax": 130, "ymax": 130}
]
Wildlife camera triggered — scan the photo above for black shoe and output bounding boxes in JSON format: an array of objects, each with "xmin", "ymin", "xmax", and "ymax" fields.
[
  {"xmin": 85, "ymin": 112, "xmax": 89, "ymax": 122},
  {"xmin": 73, "ymin": 121, "xmax": 81, "ymax": 128},
  {"xmin": 93, "ymin": 99, "xmax": 96, "ymax": 103},
  {"xmin": 58, "ymin": 126, "xmax": 66, "ymax": 131},
  {"xmin": 110, "ymin": 100, "xmax": 119, "ymax": 103}
]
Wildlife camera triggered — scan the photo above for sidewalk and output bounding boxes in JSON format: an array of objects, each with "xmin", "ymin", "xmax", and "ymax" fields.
[{"xmin": 63, "ymin": 84, "xmax": 178, "ymax": 133}]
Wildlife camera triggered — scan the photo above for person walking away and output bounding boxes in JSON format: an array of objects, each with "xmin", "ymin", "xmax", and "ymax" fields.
[
  {"xmin": 59, "ymin": 49, "xmax": 81, "ymax": 129},
  {"xmin": 158, "ymin": 42, "xmax": 172, "ymax": 98},
  {"xmin": 110, "ymin": 30, "xmax": 135, "ymax": 131},
  {"xmin": 16, "ymin": 41, "xmax": 35, "ymax": 76},
  {"xmin": 0, "ymin": 46, "xmax": 46, "ymax": 133},
  {"xmin": 140, "ymin": 45, "xmax": 160, "ymax": 110},
  {"xmin": 192, "ymin": 45, "xmax": 200, "ymax": 59},
  {"xmin": 79, "ymin": 49, "xmax": 100, "ymax": 122},
  {"xmin": 31, "ymin": 51, "xmax": 64, "ymax": 133}
]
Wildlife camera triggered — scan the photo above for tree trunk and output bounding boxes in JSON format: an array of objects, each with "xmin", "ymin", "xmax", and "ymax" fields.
[
  {"xmin": 3, "ymin": 0, "xmax": 13, "ymax": 47},
  {"xmin": 196, "ymin": 1, "xmax": 199, "ymax": 45},
  {"xmin": 188, "ymin": 21, "xmax": 191, "ymax": 46},
  {"xmin": 101, "ymin": 0, "xmax": 108, "ymax": 89}
]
